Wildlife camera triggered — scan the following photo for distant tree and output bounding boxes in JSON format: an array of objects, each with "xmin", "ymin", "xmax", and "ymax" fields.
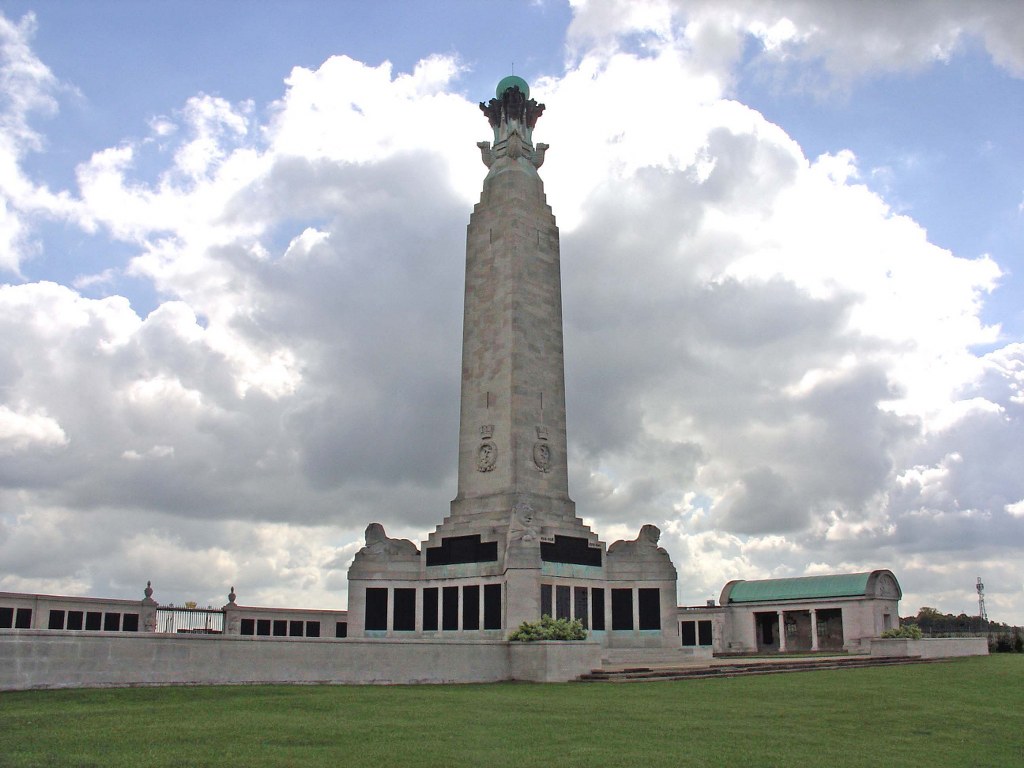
[{"xmin": 916, "ymin": 607, "xmax": 943, "ymax": 622}]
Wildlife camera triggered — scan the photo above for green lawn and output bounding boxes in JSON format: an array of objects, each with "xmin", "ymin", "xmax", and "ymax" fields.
[{"xmin": 1, "ymin": 656, "xmax": 1021, "ymax": 768}]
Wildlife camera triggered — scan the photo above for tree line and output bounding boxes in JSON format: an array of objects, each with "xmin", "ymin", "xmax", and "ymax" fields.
[{"xmin": 902, "ymin": 607, "xmax": 1023, "ymax": 652}]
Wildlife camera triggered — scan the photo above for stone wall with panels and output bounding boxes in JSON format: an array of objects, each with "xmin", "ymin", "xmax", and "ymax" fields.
[{"xmin": 0, "ymin": 631, "xmax": 601, "ymax": 690}]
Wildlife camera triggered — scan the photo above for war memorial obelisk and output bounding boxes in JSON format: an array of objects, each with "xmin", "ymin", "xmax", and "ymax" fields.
[{"xmin": 348, "ymin": 77, "xmax": 677, "ymax": 647}]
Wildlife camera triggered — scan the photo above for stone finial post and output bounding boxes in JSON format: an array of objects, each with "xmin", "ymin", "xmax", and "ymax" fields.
[
  {"xmin": 141, "ymin": 580, "xmax": 158, "ymax": 633},
  {"xmin": 222, "ymin": 585, "xmax": 241, "ymax": 635}
]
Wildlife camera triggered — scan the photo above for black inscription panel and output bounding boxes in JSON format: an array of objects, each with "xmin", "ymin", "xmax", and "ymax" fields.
[
  {"xmin": 611, "ymin": 588, "xmax": 633, "ymax": 630},
  {"xmin": 426, "ymin": 535, "xmax": 498, "ymax": 566},
  {"xmin": 393, "ymin": 588, "xmax": 416, "ymax": 632},
  {"xmin": 365, "ymin": 588, "xmax": 388, "ymax": 631},
  {"xmin": 574, "ymin": 586, "xmax": 588, "ymax": 627},
  {"xmin": 591, "ymin": 588, "xmax": 605, "ymax": 631},
  {"xmin": 442, "ymin": 586, "xmax": 459, "ymax": 630},
  {"xmin": 698, "ymin": 619, "xmax": 713, "ymax": 646},
  {"xmin": 556, "ymin": 585, "xmax": 571, "ymax": 620},
  {"xmin": 423, "ymin": 588, "xmax": 439, "ymax": 631},
  {"xmin": 484, "ymin": 584, "xmax": 501, "ymax": 630},
  {"xmin": 540, "ymin": 535, "xmax": 602, "ymax": 567},
  {"xmin": 638, "ymin": 588, "xmax": 661, "ymax": 630},
  {"xmin": 463, "ymin": 585, "xmax": 480, "ymax": 630},
  {"xmin": 681, "ymin": 620, "xmax": 697, "ymax": 646}
]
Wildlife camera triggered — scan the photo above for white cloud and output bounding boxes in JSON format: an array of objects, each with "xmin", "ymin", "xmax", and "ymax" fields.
[
  {"xmin": 0, "ymin": 4, "xmax": 1021, "ymax": 621},
  {"xmin": 568, "ymin": 0, "xmax": 1024, "ymax": 86},
  {"xmin": 0, "ymin": 12, "xmax": 67, "ymax": 272},
  {"xmin": 0, "ymin": 403, "xmax": 67, "ymax": 453}
]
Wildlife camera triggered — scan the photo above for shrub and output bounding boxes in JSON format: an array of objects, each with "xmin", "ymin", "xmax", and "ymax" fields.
[
  {"xmin": 509, "ymin": 614, "xmax": 586, "ymax": 641},
  {"xmin": 880, "ymin": 624, "xmax": 923, "ymax": 639},
  {"xmin": 991, "ymin": 633, "xmax": 1014, "ymax": 653}
]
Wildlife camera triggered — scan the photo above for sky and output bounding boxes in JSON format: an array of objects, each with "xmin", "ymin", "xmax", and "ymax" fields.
[{"xmin": 0, "ymin": 0, "xmax": 1022, "ymax": 622}]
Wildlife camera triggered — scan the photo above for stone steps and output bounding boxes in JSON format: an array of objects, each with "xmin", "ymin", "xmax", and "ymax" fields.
[
  {"xmin": 577, "ymin": 654, "xmax": 942, "ymax": 683},
  {"xmin": 600, "ymin": 647, "xmax": 710, "ymax": 667}
]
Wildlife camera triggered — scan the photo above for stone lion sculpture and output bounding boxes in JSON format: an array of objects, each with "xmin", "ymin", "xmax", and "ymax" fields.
[
  {"xmin": 607, "ymin": 524, "xmax": 667, "ymax": 559},
  {"xmin": 358, "ymin": 523, "xmax": 420, "ymax": 558}
]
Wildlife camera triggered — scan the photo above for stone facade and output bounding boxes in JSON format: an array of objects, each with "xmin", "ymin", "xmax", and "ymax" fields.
[{"xmin": 346, "ymin": 77, "xmax": 678, "ymax": 647}]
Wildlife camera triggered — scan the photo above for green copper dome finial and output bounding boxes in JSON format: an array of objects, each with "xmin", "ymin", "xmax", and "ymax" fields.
[{"xmin": 496, "ymin": 75, "xmax": 529, "ymax": 100}]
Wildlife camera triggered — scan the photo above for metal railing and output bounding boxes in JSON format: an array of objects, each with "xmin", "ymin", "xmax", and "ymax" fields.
[{"xmin": 156, "ymin": 607, "xmax": 224, "ymax": 634}]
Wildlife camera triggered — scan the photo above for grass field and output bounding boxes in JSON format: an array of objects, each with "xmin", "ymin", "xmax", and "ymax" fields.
[{"xmin": 1, "ymin": 656, "xmax": 1021, "ymax": 768}]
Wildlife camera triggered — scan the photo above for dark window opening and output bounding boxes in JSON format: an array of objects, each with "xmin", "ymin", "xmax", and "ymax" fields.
[
  {"xmin": 638, "ymin": 588, "xmax": 660, "ymax": 630},
  {"xmin": 540, "ymin": 535, "xmax": 602, "ymax": 567},
  {"xmin": 442, "ymin": 586, "xmax": 459, "ymax": 630},
  {"xmin": 393, "ymin": 588, "xmax": 416, "ymax": 632},
  {"xmin": 425, "ymin": 535, "xmax": 498, "ymax": 566},
  {"xmin": 423, "ymin": 588, "xmax": 439, "ymax": 631},
  {"xmin": 48, "ymin": 610, "xmax": 66, "ymax": 630},
  {"xmin": 365, "ymin": 588, "xmax": 388, "ymax": 631},
  {"xmin": 611, "ymin": 589, "xmax": 633, "ymax": 630},
  {"xmin": 463, "ymin": 585, "xmax": 480, "ymax": 630},
  {"xmin": 484, "ymin": 584, "xmax": 501, "ymax": 630},
  {"xmin": 591, "ymin": 588, "xmax": 605, "ymax": 631},
  {"xmin": 681, "ymin": 621, "xmax": 697, "ymax": 646},
  {"xmin": 698, "ymin": 620, "xmax": 713, "ymax": 646}
]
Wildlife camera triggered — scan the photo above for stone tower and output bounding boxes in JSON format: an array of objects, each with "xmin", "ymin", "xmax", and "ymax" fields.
[
  {"xmin": 452, "ymin": 74, "xmax": 571, "ymax": 523},
  {"xmin": 347, "ymin": 76, "xmax": 677, "ymax": 646}
]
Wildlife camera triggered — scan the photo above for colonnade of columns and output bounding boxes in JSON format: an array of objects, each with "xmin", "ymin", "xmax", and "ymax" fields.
[{"xmin": 776, "ymin": 608, "xmax": 821, "ymax": 651}]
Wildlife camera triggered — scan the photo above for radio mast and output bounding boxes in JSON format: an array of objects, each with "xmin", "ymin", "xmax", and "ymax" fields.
[{"xmin": 976, "ymin": 577, "xmax": 988, "ymax": 623}]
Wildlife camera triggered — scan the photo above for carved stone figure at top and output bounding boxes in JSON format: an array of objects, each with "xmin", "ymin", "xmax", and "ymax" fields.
[
  {"xmin": 607, "ymin": 524, "xmax": 668, "ymax": 559},
  {"xmin": 507, "ymin": 502, "xmax": 539, "ymax": 544},
  {"xmin": 358, "ymin": 523, "xmax": 419, "ymax": 558},
  {"xmin": 477, "ymin": 77, "xmax": 548, "ymax": 170}
]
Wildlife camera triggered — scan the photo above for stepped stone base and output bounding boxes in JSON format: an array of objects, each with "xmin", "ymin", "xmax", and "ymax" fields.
[{"xmin": 578, "ymin": 654, "xmax": 947, "ymax": 683}]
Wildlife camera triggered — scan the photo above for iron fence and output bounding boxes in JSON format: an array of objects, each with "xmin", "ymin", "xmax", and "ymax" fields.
[{"xmin": 156, "ymin": 607, "xmax": 224, "ymax": 634}]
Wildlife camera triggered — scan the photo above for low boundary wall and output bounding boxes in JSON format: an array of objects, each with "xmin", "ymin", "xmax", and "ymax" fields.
[
  {"xmin": 0, "ymin": 631, "xmax": 601, "ymax": 691},
  {"xmin": 868, "ymin": 636, "xmax": 989, "ymax": 658}
]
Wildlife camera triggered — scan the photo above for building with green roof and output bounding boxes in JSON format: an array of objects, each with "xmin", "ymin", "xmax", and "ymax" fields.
[{"xmin": 693, "ymin": 569, "xmax": 902, "ymax": 653}]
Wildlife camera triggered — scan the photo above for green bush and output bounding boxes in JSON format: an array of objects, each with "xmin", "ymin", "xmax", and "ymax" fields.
[
  {"xmin": 989, "ymin": 632, "xmax": 1023, "ymax": 653},
  {"xmin": 508, "ymin": 614, "xmax": 586, "ymax": 641},
  {"xmin": 880, "ymin": 623, "xmax": 923, "ymax": 639}
]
